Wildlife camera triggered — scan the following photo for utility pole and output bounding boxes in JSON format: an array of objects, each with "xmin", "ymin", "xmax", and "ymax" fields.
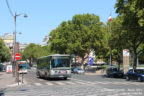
[
  {"xmin": 109, "ymin": 13, "xmax": 112, "ymax": 66},
  {"xmin": 12, "ymin": 12, "xmax": 28, "ymax": 82},
  {"xmin": 12, "ymin": 13, "xmax": 17, "ymax": 77},
  {"xmin": 110, "ymin": 22, "xmax": 112, "ymax": 66}
]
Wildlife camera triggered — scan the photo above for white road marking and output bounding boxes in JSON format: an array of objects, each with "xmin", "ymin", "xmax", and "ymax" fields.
[
  {"xmin": 75, "ymin": 81, "xmax": 87, "ymax": 85},
  {"xmin": 55, "ymin": 82, "xmax": 65, "ymax": 85},
  {"xmin": 65, "ymin": 81, "xmax": 76, "ymax": 85},
  {"xmin": 46, "ymin": 82, "xmax": 54, "ymax": 85},
  {"xmin": 34, "ymin": 83, "xmax": 42, "ymax": 86}
]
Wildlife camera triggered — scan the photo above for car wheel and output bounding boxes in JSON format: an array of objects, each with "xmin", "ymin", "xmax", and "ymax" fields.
[
  {"xmin": 126, "ymin": 76, "xmax": 130, "ymax": 81},
  {"xmin": 37, "ymin": 72, "xmax": 41, "ymax": 78},
  {"xmin": 45, "ymin": 73, "xmax": 48, "ymax": 79},
  {"xmin": 138, "ymin": 77, "xmax": 143, "ymax": 82}
]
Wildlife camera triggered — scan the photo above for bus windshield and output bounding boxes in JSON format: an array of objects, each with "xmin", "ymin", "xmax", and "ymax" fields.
[
  {"xmin": 51, "ymin": 56, "xmax": 70, "ymax": 68},
  {"xmin": 18, "ymin": 64, "xmax": 27, "ymax": 70}
]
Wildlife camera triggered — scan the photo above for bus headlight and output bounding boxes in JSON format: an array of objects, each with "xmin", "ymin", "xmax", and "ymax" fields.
[
  {"xmin": 50, "ymin": 70, "xmax": 55, "ymax": 75},
  {"xmin": 67, "ymin": 70, "xmax": 71, "ymax": 74}
]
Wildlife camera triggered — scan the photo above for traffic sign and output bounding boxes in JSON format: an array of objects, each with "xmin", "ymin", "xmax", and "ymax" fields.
[
  {"xmin": 14, "ymin": 53, "xmax": 21, "ymax": 60},
  {"xmin": 89, "ymin": 57, "xmax": 93, "ymax": 66}
]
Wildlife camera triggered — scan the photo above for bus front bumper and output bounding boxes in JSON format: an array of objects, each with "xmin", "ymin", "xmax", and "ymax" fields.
[{"xmin": 50, "ymin": 74, "xmax": 71, "ymax": 78}]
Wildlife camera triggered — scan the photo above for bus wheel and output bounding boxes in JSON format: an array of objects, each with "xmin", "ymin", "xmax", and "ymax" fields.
[
  {"xmin": 45, "ymin": 73, "xmax": 48, "ymax": 79},
  {"xmin": 37, "ymin": 72, "xmax": 41, "ymax": 78},
  {"xmin": 63, "ymin": 77, "xmax": 67, "ymax": 80}
]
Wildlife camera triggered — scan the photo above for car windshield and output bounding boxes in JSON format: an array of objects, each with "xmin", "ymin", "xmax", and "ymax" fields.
[
  {"xmin": 113, "ymin": 68, "xmax": 118, "ymax": 71},
  {"xmin": 51, "ymin": 56, "xmax": 70, "ymax": 68}
]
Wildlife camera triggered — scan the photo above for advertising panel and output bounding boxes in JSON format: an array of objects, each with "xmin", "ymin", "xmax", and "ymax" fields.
[{"xmin": 6, "ymin": 65, "xmax": 12, "ymax": 73}]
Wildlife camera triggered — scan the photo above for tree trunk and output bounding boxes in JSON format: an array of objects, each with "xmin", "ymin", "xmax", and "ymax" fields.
[
  {"xmin": 117, "ymin": 57, "xmax": 121, "ymax": 71},
  {"xmin": 133, "ymin": 51, "xmax": 137, "ymax": 70},
  {"xmin": 81, "ymin": 56, "xmax": 85, "ymax": 70}
]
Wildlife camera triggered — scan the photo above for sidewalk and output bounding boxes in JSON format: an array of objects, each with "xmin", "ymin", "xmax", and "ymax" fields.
[
  {"xmin": 85, "ymin": 70, "xmax": 106, "ymax": 76},
  {"xmin": 0, "ymin": 72, "xmax": 15, "ymax": 90}
]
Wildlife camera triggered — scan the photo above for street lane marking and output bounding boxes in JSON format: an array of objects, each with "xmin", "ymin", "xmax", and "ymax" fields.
[
  {"xmin": 86, "ymin": 82, "xmax": 96, "ymax": 85},
  {"xmin": 65, "ymin": 81, "xmax": 76, "ymax": 85},
  {"xmin": 72, "ymin": 78, "xmax": 89, "ymax": 82},
  {"xmin": 34, "ymin": 83, "xmax": 42, "ymax": 86},
  {"xmin": 39, "ymin": 79, "xmax": 45, "ymax": 81},
  {"xmin": 46, "ymin": 82, "xmax": 54, "ymax": 86},
  {"xmin": 75, "ymin": 81, "xmax": 86, "ymax": 85},
  {"xmin": 55, "ymin": 82, "xmax": 65, "ymax": 85}
]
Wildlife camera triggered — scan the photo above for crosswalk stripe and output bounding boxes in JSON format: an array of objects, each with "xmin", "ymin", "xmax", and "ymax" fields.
[
  {"xmin": 34, "ymin": 83, "xmax": 42, "ymax": 86},
  {"xmin": 55, "ymin": 82, "xmax": 65, "ymax": 85},
  {"xmin": 46, "ymin": 82, "xmax": 54, "ymax": 85},
  {"xmin": 32, "ymin": 80, "xmax": 144, "ymax": 86},
  {"xmin": 39, "ymin": 79, "xmax": 45, "ymax": 81},
  {"xmin": 86, "ymin": 82, "xmax": 96, "ymax": 85},
  {"xmin": 65, "ymin": 81, "xmax": 76, "ymax": 85},
  {"xmin": 76, "ymin": 81, "xmax": 87, "ymax": 85}
]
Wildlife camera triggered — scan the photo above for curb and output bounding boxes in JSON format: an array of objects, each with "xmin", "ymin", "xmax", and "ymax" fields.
[{"xmin": 85, "ymin": 71, "xmax": 106, "ymax": 76}]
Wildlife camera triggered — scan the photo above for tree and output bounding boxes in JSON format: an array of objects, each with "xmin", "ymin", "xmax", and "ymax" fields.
[
  {"xmin": 115, "ymin": 0, "xmax": 144, "ymax": 68},
  {"xmin": 0, "ymin": 38, "xmax": 10, "ymax": 62},
  {"xmin": 22, "ymin": 43, "xmax": 45, "ymax": 66},
  {"xmin": 49, "ymin": 13, "xmax": 105, "ymax": 65}
]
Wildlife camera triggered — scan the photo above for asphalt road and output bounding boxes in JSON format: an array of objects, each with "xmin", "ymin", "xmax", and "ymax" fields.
[{"xmin": 3, "ymin": 68, "xmax": 144, "ymax": 96}]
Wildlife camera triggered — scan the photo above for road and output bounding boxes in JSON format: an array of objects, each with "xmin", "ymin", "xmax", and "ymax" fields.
[{"xmin": 3, "ymin": 68, "xmax": 144, "ymax": 96}]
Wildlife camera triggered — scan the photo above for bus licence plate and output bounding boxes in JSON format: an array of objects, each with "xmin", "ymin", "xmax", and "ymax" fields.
[{"xmin": 60, "ymin": 70, "xmax": 66, "ymax": 74}]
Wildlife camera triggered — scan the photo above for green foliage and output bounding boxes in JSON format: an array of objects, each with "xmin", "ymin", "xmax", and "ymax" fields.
[
  {"xmin": 22, "ymin": 43, "xmax": 45, "ymax": 65},
  {"xmin": 49, "ymin": 13, "xmax": 105, "ymax": 59},
  {"xmin": 0, "ymin": 38, "xmax": 10, "ymax": 62},
  {"xmin": 115, "ymin": 0, "xmax": 144, "ymax": 66}
]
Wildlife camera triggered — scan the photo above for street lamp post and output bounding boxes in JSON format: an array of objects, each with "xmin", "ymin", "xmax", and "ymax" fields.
[
  {"xmin": 108, "ymin": 13, "xmax": 112, "ymax": 66},
  {"xmin": 12, "ymin": 12, "xmax": 27, "ymax": 82},
  {"xmin": 110, "ymin": 22, "xmax": 112, "ymax": 66}
]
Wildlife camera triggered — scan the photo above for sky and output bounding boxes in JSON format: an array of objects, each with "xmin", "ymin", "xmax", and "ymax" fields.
[{"xmin": 0, "ymin": 0, "xmax": 117, "ymax": 44}]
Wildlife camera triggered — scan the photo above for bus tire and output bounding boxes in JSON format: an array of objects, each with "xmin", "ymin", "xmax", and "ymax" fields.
[
  {"xmin": 64, "ymin": 77, "xmax": 67, "ymax": 80},
  {"xmin": 45, "ymin": 73, "xmax": 48, "ymax": 79},
  {"xmin": 37, "ymin": 72, "xmax": 42, "ymax": 78}
]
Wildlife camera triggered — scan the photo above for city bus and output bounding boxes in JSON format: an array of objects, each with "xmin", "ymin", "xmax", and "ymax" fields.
[
  {"xmin": 17, "ymin": 61, "xmax": 29, "ymax": 74},
  {"xmin": 36, "ymin": 54, "xmax": 71, "ymax": 80}
]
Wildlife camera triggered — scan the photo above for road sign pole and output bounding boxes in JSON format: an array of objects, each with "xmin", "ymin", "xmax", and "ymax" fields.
[
  {"xmin": 15, "ymin": 61, "xmax": 19, "ymax": 85},
  {"xmin": 14, "ymin": 53, "xmax": 21, "ymax": 85}
]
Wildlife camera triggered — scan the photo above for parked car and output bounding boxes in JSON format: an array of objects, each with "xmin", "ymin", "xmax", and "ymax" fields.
[
  {"xmin": 106, "ymin": 67, "xmax": 124, "ymax": 78},
  {"xmin": 0, "ymin": 64, "xmax": 4, "ymax": 72},
  {"xmin": 71, "ymin": 67, "xmax": 76, "ymax": 73},
  {"xmin": 126, "ymin": 69, "xmax": 144, "ymax": 82},
  {"xmin": 73, "ymin": 67, "xmax": 85, "ymax": 74}
]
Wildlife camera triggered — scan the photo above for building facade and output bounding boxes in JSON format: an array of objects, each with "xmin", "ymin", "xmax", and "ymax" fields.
[
  {"xmin": 19, "ymin": 43, "xmax": 29, "ymax": 52},
  {"xmin": 42, "ymin": 35, "xmax": 51, "ymax": 46},
  {"xmin": 1, "ymin": 33, "xmax": 14, "ymax": 49}
]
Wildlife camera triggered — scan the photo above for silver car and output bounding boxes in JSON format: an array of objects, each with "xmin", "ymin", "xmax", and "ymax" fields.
[{"xmin": 73, "ymin": 68, "xmax": 85, "ymax": 74}]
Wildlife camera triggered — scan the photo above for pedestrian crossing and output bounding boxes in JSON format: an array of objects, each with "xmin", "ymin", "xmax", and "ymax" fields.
[{"xmin": 30, "ymin": 79, "xmax": 144, "ymax": 87}]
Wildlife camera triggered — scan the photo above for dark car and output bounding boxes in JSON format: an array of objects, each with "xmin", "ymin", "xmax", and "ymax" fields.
[
  {"xmin": 71, "ymin": 67, "xmax": 76, "ymax": 73},
  {"xmin": 0, "ymin": 64, "xmax": 4, "ymax": 72},
  {"xmin": 106, "ymin": 67, "xmax": 124, "ymax": 78},
  {"xmin": 126, "ymin": 69, "xmax": 144, "ymax": 82}
]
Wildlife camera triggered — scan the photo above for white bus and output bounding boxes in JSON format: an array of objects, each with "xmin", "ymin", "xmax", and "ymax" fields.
[
  {"xmin": 18, "ymin": 61, "xmax": 29, "ymax": 74},
  {"xmin": 36, "ymin": 54, "xmax": 71, "ymax": 80}
]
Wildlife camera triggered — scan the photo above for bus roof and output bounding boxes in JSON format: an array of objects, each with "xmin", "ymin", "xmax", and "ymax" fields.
[{"xmin": 37, "ymin": 54, "xmax": 70, "ymax": 59}]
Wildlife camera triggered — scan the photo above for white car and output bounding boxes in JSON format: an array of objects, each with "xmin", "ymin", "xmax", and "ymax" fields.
[{"xmin": 73, "ymin": 68, "xmax": 85, "ymax": 74}]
